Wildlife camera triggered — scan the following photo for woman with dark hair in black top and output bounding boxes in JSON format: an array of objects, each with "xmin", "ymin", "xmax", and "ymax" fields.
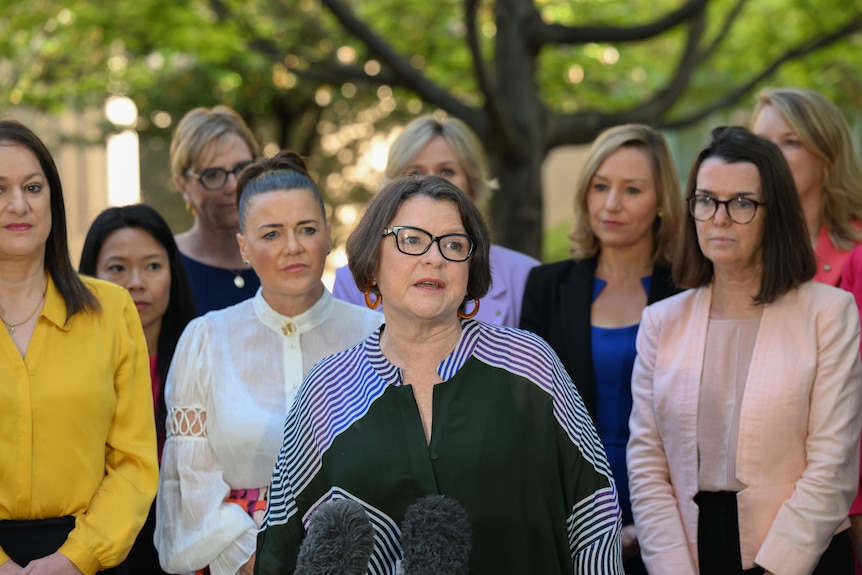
[{"xmin": 80, "ymin": 203, "xmax": 197, "ymax": 575}]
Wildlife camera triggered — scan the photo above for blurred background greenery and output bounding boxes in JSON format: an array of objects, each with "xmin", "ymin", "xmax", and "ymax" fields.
[{"xmin": 1, "ymin": 0, "xmax": 860, "ymax": 266}]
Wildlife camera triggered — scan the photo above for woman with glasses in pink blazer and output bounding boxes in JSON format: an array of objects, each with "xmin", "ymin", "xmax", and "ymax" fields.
[{"xmin": 627, "ymin": 126, "xmax": 862, "ymax": 575}]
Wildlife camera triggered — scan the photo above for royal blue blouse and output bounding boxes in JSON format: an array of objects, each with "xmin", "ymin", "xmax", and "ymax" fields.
[{"xmin": 591, "ymin": 276, "xmax": 650, "ymax": 525}]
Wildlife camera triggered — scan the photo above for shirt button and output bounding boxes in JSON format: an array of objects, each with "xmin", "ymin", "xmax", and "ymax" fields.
[
  {"xmin": 823, "ymin": 264, "xmax": 831, "ymax": 272},
  {"xmin": 430, "ymin": 452, "xmax": 439, "ymax": 460},
  {"xmin": 282, "ymin": 323, "xmax": 296, "ymax": 336}
]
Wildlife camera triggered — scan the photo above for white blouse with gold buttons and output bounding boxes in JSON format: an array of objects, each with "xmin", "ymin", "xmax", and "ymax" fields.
[{"xmin": 156, "ymin": 288, "xmax": 383, "ymax": 574}]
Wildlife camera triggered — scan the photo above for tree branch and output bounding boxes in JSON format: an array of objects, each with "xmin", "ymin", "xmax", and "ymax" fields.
[
  {"xmin": 465, "ymin": 0, "xmax": 492, "ymax": 100},
  {"xmin": 320, "ymin": 0, "xmax": 484, "ymax": 128},
  {"xmin": 544, "ymin": 2, "xmax": 708, "ymax": 149},
  {"xmin": 543, "ymin": 110, "xmax": 617, "ymax": 149},
  {"xmin": 699, "ymin": 0, "xmax": 750, "ymax": 62},
  {"xmin": 527, "ymin": 0, "xmax": 708, "ymax": 46},
  {"xmin": 661, "ymin": 15, "xmax": 862, "ymax": 129},
  {"xmin": 619, "ymin": 3, "xmax": 708, "ymax": 123},
  {"xmin": 244, "ymin": 36, "xmax": 397, "ymax": 87},
  {"xmin": 465, "ymin": 0, "xmax": 514, "ymax": 146},
  {"xmin": 291, "ymin": 61, "xmax": 401, "ymax": 87}
]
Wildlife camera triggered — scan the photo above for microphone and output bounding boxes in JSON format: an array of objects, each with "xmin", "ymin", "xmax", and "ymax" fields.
[
  {"xmin": 294, "ymin": 498, "xmax": 375, "ymax": 575},
  {"xmin": 400, "ymin": 494, "xmax": 472, "ymax": 575}
]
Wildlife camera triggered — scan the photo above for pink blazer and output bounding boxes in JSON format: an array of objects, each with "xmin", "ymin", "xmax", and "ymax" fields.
[{"xmin": 627, "ymin": 282, "xmax": 862, "ymax": 575}]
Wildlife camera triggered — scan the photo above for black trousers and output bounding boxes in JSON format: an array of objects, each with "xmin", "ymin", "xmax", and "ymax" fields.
[
  {"xmin": 127, "ymin": 502, "xmax": 168, "ymax": 575},
  {"xmin": 695, "ymin": 491, "xmax": 853, "ymax": 575},
  {"xmin": 0, "ymin": 516, "xmax": 128, "ymax": 574}
]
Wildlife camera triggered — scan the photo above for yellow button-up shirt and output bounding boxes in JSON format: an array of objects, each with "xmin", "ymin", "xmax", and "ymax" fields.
[{"xmin": 0, "ymin": 275, "xmax": 158, "ymax": 574}]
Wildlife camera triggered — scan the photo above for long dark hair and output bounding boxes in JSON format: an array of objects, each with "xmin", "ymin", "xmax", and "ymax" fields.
[
  {"xmin": 80, "ymin": 204, "xmax": 197, "ymax": 447},
  {"xmin": 674, "ymin": 126, "xmax": 815, "ymax": 303},
  {"xmin": 0, "ymin": 119, "xmax": 98, "ymax": 319}
]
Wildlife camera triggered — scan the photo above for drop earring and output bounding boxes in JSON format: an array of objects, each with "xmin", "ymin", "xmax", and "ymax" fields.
[
  {"xmin": 457, "ymin": 294, "xmax": 480, "ymax": 319},
  {"xmin": 364, "ymin": 282, "xmax": 382, "ymax": 310}
]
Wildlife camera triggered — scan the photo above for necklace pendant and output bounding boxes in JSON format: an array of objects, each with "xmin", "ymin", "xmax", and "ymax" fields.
[
  {"xmin": 7, "ymin": 325, "xmax": 13, "ymax": 334},
  {"xmin": 233, "ymin": 274, "xmax": 246, "ymax": 289}
]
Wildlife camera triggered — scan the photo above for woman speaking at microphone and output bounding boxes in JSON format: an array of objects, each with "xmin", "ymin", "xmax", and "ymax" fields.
[{"xmin": 256, "ymin": 175, "xmax": 623, "ymax": 574}]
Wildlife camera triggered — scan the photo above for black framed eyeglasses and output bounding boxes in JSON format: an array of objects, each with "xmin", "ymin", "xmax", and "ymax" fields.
[
  {"xmin": 383, "ymin": 226, "xmax": 476, "ymax": 262},
  {"xmin": 186, "ymin": 160, "xmax": 255, "ymax": 191},
  {"xmin": 687, "ymin": 194, "xmax": 765, "ymax": 225}
]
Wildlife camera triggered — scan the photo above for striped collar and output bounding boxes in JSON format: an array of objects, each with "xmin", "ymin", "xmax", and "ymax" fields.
[{"xmin": 365, "ymin": 318, "xmax": 483, "ymax": 386}]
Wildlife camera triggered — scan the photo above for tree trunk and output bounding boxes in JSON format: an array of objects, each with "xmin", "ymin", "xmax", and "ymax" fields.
[{"xmin": 487, "ymin": 0, "xmax": 546, "ymax": 260}]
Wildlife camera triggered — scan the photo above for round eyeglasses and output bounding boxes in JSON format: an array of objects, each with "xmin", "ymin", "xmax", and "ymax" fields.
[
  {"xmin": 186, "ymin": 160, "xmax": 255, "ymax": 191},
  {"xmin": 383, "ymin": 226, "xmax": 476, "ymax": 262},
  {"xmin": 687, "ymin": 194, "xmax": 765, "ymax": 225}
]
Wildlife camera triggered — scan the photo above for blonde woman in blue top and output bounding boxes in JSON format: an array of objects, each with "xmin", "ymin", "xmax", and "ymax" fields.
[{"xmin": 521, "ymin": 124, "xmax": 684, "ymax": 574}]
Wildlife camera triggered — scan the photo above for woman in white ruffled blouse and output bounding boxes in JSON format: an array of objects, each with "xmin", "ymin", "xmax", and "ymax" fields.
[{"xmin": 154, "ymin": 151, "xmax": 383, "ymax": 575}]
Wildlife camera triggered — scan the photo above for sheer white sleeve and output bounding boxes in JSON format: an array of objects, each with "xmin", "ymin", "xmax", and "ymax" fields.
[{"xmin": 154, "ymin": 318, "xmax": 258, "ymax": 575}]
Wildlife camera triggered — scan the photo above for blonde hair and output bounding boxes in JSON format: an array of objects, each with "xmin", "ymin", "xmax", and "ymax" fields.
[
  {"xmin": 753, "ymin": 87, "xmax": 862, "ymax": 249},
  {"xmin": 383, "ymin": 114, "xmax": 493, "ymax": 211},
  {"xmin": 169, "ymin": 105, "xmax": 261, "ymax": 179},
  {"xmin": 569, "ymin": 124, "xmax": 683, "ymax": 265}
]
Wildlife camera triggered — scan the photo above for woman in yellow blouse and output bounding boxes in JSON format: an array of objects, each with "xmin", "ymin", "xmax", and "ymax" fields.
[{"xmin": 0, "ymin": 120, "xmax": 158, "ymax": 574}]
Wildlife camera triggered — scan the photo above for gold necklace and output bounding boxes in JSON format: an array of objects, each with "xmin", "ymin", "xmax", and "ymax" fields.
[{"xmin": 1, "ymin": 285, "xmax": 47, "ymax": 334}]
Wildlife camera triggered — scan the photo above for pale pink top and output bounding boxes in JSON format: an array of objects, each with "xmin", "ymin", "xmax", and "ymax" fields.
[{"xmin": 697, "ymin": 316, "xmax": 761, "ymax": 492}]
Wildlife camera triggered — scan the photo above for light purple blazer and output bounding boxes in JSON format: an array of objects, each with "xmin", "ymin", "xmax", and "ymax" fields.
[
  {"xmin": 627, "ymin": 281, "xmax": 862, "ymax": 575},
  {"xmin": 331, "ymin": 243, "xmax": 539, "ymax": 327}
]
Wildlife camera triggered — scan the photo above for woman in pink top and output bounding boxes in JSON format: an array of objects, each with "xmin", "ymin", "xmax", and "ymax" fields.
[
  {"xmin": 841, "ymin": 246, "xmax": 862, "ymax": 572},
  {"xmin": 751, "ymin": 87, "xmax": 862, "ymax": 286}
]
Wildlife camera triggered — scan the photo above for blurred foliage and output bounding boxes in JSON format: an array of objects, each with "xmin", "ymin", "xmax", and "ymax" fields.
[
  {"xmin": 4, "ymin": 1, "xmax": 858, "ymax": 138},
  {"xmin": 1, "ymin": 0, "xmax": 860, "ymax": 248},
  {"xmin": 542, "ymin": 221, "xmax": 573, "ymax": 264},
  {"xmin": 530, "ymin": 0, "xmax": 862, "ymax": 117}
]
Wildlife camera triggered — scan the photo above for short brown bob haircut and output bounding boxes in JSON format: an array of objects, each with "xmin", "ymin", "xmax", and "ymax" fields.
[
  {"xmin": 346, "ymin": 175, "xmax": 492, "ymax": 313},
  {"xmin": 674, "ymin": 126, "xmax": 815, "ymax": 304}
]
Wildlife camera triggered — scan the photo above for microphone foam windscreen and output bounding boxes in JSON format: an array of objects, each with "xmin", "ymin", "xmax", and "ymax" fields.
[
  {"xmin": 400, "ymin": 494, "xmax": 472, "ymax": 575},
  {"xmin": 294, "ymin": 498, "xmax": 374, "ymax": 575}
]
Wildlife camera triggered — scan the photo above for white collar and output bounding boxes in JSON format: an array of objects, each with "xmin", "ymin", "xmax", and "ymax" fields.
[{"xmin": 252, "ymin": 287, "xmax": 335, "ymax": 337}]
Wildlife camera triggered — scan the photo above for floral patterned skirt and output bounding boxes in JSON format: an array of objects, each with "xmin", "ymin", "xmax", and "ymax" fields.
[{"xmin": 194, "ymin": 487, "xmax": 268, "ymax": 575}]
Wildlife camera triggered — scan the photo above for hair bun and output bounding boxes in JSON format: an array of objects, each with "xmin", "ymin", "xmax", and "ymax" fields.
[{"xmin": 268, "ymin": 150, "xmax": 310, "ymax": 177}]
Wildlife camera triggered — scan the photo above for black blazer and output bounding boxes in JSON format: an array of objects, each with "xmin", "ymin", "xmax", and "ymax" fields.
[{"xmin": 519, "ymin": 256, "xmax": 679, "ymax": 418}]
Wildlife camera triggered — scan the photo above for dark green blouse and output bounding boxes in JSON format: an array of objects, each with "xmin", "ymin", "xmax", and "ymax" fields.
[{"xmin": 257, "ymin": 320, "xmax": 622, "ymax": 574}]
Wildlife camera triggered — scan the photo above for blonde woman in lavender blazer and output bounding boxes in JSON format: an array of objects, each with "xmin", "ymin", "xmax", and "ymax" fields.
[{"xmin": 627, "ymin": 127, "xmax": 862, "ymax": 575}]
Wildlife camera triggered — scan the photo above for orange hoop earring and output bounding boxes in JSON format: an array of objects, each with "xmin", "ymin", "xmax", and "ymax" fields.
[
  {"xmin": 457, "ymin": 295, "xmax": 480, "ymax": 319},
  {"xmin": 364, "ymin": 282, "xmax": 382, "ymax": 310}
]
